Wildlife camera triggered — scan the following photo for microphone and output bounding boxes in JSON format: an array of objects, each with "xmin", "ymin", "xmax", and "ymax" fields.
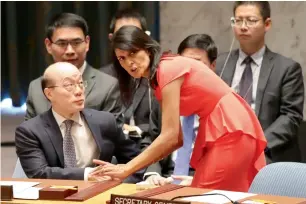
[{"xmin": 171, "ymin": 193, "xmax": 241, "ymax": 204}]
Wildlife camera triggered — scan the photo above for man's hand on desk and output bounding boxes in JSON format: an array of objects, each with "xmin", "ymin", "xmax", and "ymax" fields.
[
  {"xmin": 144, "ymin": 175, "xmax": 193, "ymax": 186},
  {"xmin": 145, "ymin": 175, "xmax": 172, "ymax": 186},
  {"xmin": 171, "ymin": 175, "xmax": 193, "ymax": 186}
]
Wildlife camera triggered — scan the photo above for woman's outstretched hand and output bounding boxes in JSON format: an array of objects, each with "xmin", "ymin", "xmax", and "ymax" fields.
[{"xmin": 89, "ymin": 159, "xmax": 130, "ymax": 181}]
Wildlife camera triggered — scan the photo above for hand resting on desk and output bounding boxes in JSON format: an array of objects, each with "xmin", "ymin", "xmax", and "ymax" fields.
[
  {"xmin": 143, "ymin": 175, "xmax": 193, "ymax": 186},
  {"xmin": 89, "ymin": 160, "xmax": 128, "ymax": 181}
]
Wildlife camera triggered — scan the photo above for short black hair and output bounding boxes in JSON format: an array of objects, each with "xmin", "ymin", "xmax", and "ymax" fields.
[
  {"xmin": 177, "ymin": 34, "xmax": 218, "ymax": 64},
  {"xmin": 109, "ymin": 8, "xmax": 147, "ymax": 33},
  {"xmin": 46, "ymin": 13, "xmax": 89, "ymax": 40},
  {"xmin": 233, "ymin": 1, "xmax": 271, "ymax": 21}
]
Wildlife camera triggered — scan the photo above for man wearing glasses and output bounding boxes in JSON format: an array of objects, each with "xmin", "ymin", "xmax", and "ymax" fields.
[
  {"xmin": 25, "ymin": 13, "xmax": 123, "ymax": 126},
  {"xmin": 216, "ymin": 1, "xmax": 304, "ymax": 163},
  {"xmin": 15, "ymin": 62, "xmax": 143, "ymax": 182}
]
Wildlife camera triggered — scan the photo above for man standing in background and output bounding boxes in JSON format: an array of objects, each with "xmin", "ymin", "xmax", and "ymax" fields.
[
  {"xmin": 25, "ymin": 13, "xmax": 123, "ymax": 126},
  {"xmin": 216, "ymin": 1, "xmax": 304, "ymax": 163}
]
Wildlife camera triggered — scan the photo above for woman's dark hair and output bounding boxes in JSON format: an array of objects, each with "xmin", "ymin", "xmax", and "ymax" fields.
[
  {"xmin": 177, "ymin": 34, "xmax": 218, "ymax": 64},
  {"xmin": 111, "ymin": 25, "xmax": 161, "ymax": 105}
]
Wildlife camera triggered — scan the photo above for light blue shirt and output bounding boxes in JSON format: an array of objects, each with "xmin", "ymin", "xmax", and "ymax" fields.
[{"xmin": 173, "ymin": 115, "xmax": 198, "ymax": 177}]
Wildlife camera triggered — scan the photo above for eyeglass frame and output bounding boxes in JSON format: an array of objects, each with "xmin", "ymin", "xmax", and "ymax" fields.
[
  {"xmin": 47, "ymin": 80, "xmax": 88, "ymax": 92},
  {"xmin": 49, "ymin": 38, "xmax": 86, "ymax": 49},
  {"xmin": 230, "ymin": 16, "xmax": 263, "ymax": 27}
]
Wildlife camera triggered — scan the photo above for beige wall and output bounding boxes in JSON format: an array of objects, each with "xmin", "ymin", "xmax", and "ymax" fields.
[{"xmin": 160, "ymin": 1, "xmax": 306, "ymax": 115}]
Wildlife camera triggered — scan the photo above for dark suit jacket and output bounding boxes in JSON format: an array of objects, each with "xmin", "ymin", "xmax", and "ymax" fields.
[
  {"xmin": 100, "ymin": 64, "xmax": 180, "ymax": 177},
  {"xmin": 15, "ymin": 109, "xmax": 144, "ymax": 183},
  {"xmin": 216, "ymin": 47, "xmax": 304, "ymax": 162},
  {"xmin": 124, "ymin": 78, "xmax": 151, "ymax": 139},
  {"xmin": 100, "ymin": 63, "xmax": 117, "ymax": 78},
  {"xmin": 25, "ymin": 63, "xmax": 124, "ymax": 126},
  {"xmin": 101, "ymin": 65, "xmax": 152, "ymax": 150},
  {"xmin": 147, "ymin": 99, "xmax": 175, "ymax": 178}
]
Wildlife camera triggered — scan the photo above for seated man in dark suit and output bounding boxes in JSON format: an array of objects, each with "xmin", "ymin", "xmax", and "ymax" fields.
[
  {"xmin": 122, "ymin": 78, "xmax": 153, "ymax": 151},
  {"xmin": 25, "ymin": 13, "xmax": 123, "ymax": 126},
  {"xmin": 101, "ymin": 8, "xmax": 154, "ymax": 153},
  {"xmin": 15, "ymin": 62, "xmax": 143, "ymax": 182},
  {"xmin": 144, "ymin": 99, "xmax": 175, "ymax": 183}
]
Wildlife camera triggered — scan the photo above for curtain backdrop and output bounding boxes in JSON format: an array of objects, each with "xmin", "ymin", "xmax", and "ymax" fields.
[{"xmin": 1, "ymin": 1, "xmax": 160, "ymax": 106}]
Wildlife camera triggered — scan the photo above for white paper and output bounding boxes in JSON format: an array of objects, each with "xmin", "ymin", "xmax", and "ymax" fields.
[
  {"xmin": 14, "ymin": 187, "xmax": 43, "ymax": 200},
  {"xmin": 0, "ymin": 181, "xmax": 40, "ymax": 198},
  {"xmin": 181, "ymin": 190, "xmax": 257, "ymax": 204},
  {"xmin": 241, "ymin": 201, "xmax": 263, "ymax": 204}
]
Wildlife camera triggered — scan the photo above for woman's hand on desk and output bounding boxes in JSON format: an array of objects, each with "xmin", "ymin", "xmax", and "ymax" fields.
[
  {"xmin": 88, "ymin": 174, "xmax": 113, "ymax": 182},
  {"xmin": 90, "ymin": 159, "xmax": 129, "ymax": 181}
]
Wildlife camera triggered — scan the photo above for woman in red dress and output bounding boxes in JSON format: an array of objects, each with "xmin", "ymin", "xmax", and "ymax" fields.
[{"xmin": 91, "ymin": 26, "xmax": 266, "ymax": 192}]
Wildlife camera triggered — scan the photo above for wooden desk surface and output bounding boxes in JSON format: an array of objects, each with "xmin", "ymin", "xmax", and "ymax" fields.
[
  {"xmin": 1, "ymin": 178, "xmax": 139, "ymax": 204},
  {"xmin": 2, "ymin": 178, "xmax": 306, "ymax": 204}
]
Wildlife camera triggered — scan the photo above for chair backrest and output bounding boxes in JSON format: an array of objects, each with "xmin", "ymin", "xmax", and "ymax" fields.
[
  {"xmin": 249, "ymin": 162, "xmax": 306, "ymax": 198},
  {"xmin": 12, "ymin": 158, "xmax": 28, "ymax": 178}
]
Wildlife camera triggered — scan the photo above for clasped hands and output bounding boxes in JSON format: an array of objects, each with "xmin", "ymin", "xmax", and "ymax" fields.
[{"xmin": 88, "ymin": 159, "xmax": 129, "ymax": 182}]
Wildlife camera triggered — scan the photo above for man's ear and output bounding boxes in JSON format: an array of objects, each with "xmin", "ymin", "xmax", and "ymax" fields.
[
  {"xmin": 45, "ymin": 38, "xmax": 53, "ymax": 54},
  {"xmin": 108, "ymin": 33, "xmax": 113, "ymax": 41},
  {"xmin": 264, "ymin": 18, "xmax": 272, "ymax": 33},
  {"xmin": 44, "ymin": 88, "xmax": 52, "ymax": 101},
  {"xmin": 85, "ymin": 35, "xmax": 90, "ymax": 52},
  {"xmin": 210, "ymin": 60, "xmax": 216, "ymax": 72}
]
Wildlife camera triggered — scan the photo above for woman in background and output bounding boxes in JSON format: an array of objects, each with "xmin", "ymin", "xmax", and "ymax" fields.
[{"xmin": 91, "ymin": 26, "xmax": 266, "ymax": 192}]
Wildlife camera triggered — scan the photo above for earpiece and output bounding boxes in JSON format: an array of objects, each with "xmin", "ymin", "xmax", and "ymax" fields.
[
  {"xmin": 230, "ymin": 17, "xmax": 236, "ymax": 28},
  {"xmin": 219, "ymin": 17, "xmax": 236, "ymax": 78},
  {"xmin": 145, "ymin": 30, "xmax": 151, "ymax": 36}
]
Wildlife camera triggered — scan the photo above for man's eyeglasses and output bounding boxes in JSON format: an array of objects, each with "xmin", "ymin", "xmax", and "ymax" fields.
[
  {"xmin": 231, "ymin": 17, "xmax": 262, "ymax": 27},
  {"xmin": 51, "ymin": 39, "xmax": 85, "ymax": 49},
  {"xmin": 47, "ymin": 81, "xmax": 87, "ymax": 92}
]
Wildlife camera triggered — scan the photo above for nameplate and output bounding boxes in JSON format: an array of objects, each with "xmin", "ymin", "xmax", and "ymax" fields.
[
  {"xmin": 39, "ymin": 185, "xmax": 78, "ymax": 200},
  {"xmin": 110, "ymin": 194, "xmax": 190, "ymax": 204}
]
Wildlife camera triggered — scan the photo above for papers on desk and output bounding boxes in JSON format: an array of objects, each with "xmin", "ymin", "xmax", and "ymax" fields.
[
  {"xmin": 181, "ymin": 190, "xmax": 257, "ymax": 204},
  {"xmin": 0, "ymin": 181, "xmax": 40, "ymax": 200},
  {"xmin": 14, "ymin": 187, "xmax": 43, "ymax": 199}
]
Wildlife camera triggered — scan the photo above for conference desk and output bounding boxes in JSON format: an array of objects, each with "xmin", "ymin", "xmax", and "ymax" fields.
[
  {"xmin": 1, "ymin": 178, "xmax": 306, "ymax": 204},
  {"xmin": 1, "ymin": 178, "xmax": 138, "ymax": 204}
]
